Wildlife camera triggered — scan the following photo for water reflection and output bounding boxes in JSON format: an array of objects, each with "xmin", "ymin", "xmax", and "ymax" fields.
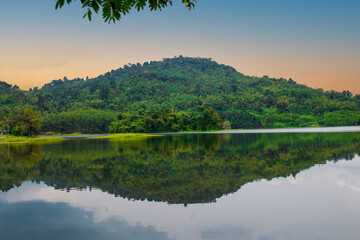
[
  {"xmin": 2, "ymin": 156, "xmax": 360, "ymax": 240},
  {"xmin": 1, "ymin": 132, "xmax": 360, "ymax": 205},
  {"xmin": 0, "ymin": 199, "xmax": 172, "ymax": 240}
]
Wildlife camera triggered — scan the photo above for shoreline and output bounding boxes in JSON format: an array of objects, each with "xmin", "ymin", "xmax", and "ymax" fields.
[
  {"xmin": 0, "ymin": 133, "xmax": 157, "ymax": 144},
  {"xmin": 154, "ymin": 126, "xmax": 360, "ymax": 135},
  {"xmin": 1, "ymin": 126, "xmax": 360, "ymax": 143}
]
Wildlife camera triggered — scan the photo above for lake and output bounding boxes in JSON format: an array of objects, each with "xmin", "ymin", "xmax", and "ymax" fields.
[{"xmin": 1, "ymin": 131, "xmax": 360, "ymax": 240}]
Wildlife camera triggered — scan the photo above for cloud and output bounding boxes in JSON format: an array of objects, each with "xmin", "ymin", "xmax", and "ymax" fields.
[
  {"xmin": 0, "ymin": 200, "xmax": 173, "ymax": 240},
  {"xmin": 201, "ymin": 226, "xmax": 253, "ymax": 240}
]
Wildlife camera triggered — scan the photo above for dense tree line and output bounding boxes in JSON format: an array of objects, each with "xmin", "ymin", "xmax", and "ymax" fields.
[
  {"xmin": 109, "ymin": 107, "xmax": 222, "ymax": 133},
  {"xmin": 1, "ymin": 56, "xmax": 360, "ymax": 135},
  {"xmin": 42, "ymin": 109, "xmax": 116, "ymax": 134}
]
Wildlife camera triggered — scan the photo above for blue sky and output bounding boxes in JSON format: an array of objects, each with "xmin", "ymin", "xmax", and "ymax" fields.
[{"xmin": 0, "ymin": 0, "xmax": 359, "ymax": 93}]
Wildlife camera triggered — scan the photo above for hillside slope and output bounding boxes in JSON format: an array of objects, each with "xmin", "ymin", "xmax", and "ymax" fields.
[{"xmin": 1, "ymin": 56, "xmax": 360, "ymax": 133}]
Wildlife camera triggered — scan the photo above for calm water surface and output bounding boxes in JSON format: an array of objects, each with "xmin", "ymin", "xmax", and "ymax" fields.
[{"xmin": 1, "ymin": 132, "xmax": 360, "ymax": 240}]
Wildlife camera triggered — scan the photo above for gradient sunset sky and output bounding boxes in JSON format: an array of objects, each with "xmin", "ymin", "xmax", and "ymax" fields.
[{"xmin": 0, "ymin": 0, "xmax": 359, "ymax": 93}]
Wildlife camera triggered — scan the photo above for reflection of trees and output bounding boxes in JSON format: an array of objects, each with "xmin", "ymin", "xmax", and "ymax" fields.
[
  {"xmin": 1, "ymin": 133, "xmax": 360, "ymax": 205},
  {"xmin": 0, "ymin": 144, "xmax": 43, "ymax": 191}
]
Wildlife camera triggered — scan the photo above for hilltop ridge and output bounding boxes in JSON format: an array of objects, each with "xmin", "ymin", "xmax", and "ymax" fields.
[{"xmin": 1, "ymin": 56, "xmax": 360, "ymax": 134}]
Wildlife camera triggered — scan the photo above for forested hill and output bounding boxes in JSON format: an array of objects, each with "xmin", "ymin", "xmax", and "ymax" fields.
[{"xmin": 1, "ymin": 56, "xmax": 360, "ymax": 135}]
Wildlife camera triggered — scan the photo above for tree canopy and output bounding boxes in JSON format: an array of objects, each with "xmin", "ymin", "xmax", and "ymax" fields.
[
  {"xmin": 55, "ymin": 0, "xmax": 196, "ymax": 23},
  {"xmin": 1, "ymin": 56, "xmax": 360, "ymax": 136}
]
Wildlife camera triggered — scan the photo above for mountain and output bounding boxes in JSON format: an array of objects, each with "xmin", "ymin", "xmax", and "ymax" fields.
[{"xmin": 1, "ymin": 56, "xmax": 360, "ymax": 134}]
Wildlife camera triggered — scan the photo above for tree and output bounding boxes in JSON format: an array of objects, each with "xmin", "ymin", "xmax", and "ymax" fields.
[
  {"xmin": 55, "ymin": 0, "xmax": 196, "ymax": 23},
  {"xmin": 221, "ymin": 120, "xmax": 231, "ymax": 130},
  {"xmin": 196, "ymin": 107, "xmax": 222, "ymax": 131},
  {"xmin": 10, "ymin": 109, "xmax": 42, "ymax": 136},
  {"xmin": 260, "ymin": 107, "xmax": 279, "ymax": 128},
  {"xmin": 0, "ymin": 120, "xmax": 7, "ymax": 133}
]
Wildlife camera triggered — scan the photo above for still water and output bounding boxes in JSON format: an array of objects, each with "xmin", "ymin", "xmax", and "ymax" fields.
[{"xmin": 1, "ymin": 132, "xmax": 360, "ymax": 240}]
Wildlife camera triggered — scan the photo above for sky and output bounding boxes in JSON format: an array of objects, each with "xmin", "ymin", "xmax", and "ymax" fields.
[{"xmin": 0, "ymin": 0, "xmax": 359, "ymax": 93}]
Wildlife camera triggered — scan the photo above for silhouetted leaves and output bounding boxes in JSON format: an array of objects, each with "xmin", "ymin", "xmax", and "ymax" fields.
[{"xmin": 55, "ymin": 0, "xmax": 196, "ymax": 23}]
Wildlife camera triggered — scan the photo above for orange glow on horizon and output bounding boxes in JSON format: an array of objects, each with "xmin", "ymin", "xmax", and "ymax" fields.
[{"xmin": 1, "ymin": 55, "xmax": 359, "ymax": 95}]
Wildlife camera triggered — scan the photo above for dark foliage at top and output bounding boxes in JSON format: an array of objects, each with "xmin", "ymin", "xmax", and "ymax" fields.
[{"xmin": 55, "ymin": 0, "xmax": 196, "ymax": 23}]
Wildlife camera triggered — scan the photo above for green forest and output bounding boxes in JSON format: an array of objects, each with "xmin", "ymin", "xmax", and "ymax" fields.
[{"xmin": 1, "ymin": 56, "xmax": 360, "ymax": 135}]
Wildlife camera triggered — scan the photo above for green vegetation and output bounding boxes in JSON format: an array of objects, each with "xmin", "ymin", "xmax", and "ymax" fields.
[
  {"xmin": 0, "ymin": 133, "xmax": 156, "ymax": 143},
  {"xmin": 1, "ymin": 57, "xmax": 360, "ymax": 136},
  {"xmin": 55, "ymin": 0, "xmax": 196, "ymax": 23},
  {"xmin": 1, "ymin": 132, "xmax": 360, "ymax": 204},
  {"xmin": 0, "ymin": 136, "xmax": 65, "ymax": 144},
  {"xmin": 42, "ymin": 109, "xmax": 117, "ymax": 134},
  {"xmin": 109, "ymin": 107, "xmax": 222, "ymax": 133},
  {"xmin": 88, "ymin": 133, "xmax": 159, "ymax": 139}
]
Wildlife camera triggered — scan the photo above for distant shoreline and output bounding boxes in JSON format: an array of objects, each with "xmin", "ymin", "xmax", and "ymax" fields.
[
  {"xmin": 1, "ymin": 126, "xmax": 360, "ymax": 143},
  {"xmin": 0, "ymin": 133, "xmax": 154, "ymax": 144},
  {"xmin": 156, "ymin": 126, "xmax": 360, "ymax": 135}
]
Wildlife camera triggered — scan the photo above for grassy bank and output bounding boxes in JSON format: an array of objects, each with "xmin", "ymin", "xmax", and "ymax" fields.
[
  {"xmin": 0, "ymin": 135, "xmax": 66, "ymax": 144},
  {"xmin": 0, "ymin": 133, "xmax": 161, "ymax": 144},
  {"xmin": 88, "ymin": 133, "xmax": 161, "ymax": 140}
]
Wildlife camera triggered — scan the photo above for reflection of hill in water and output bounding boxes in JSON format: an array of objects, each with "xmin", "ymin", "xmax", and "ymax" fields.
[{"xmin": 1, "ymin": 133, "xmax": 360, "ymax": 205}]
